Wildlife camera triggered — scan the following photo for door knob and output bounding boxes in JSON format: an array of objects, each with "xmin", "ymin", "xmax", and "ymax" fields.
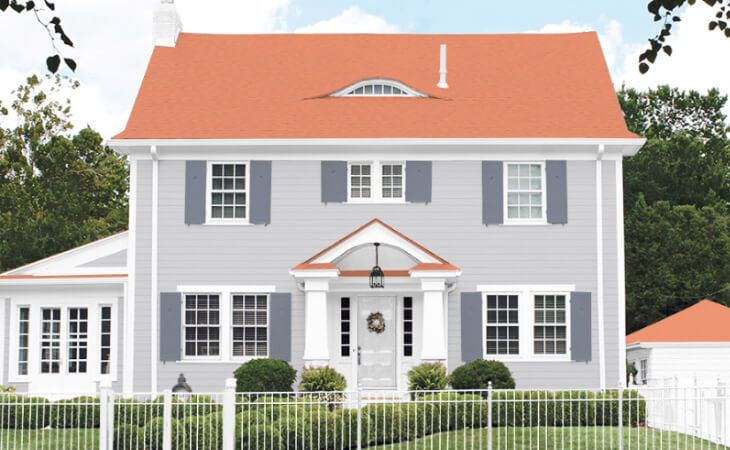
[{"xmin": 357, "ymin": 346, "xmax": 362, "ymax": 365}]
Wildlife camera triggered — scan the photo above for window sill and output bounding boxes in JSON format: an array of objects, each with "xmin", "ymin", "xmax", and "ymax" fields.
[
  {"xmin": 482, "ymin": 355, "xmax": 571, "ymax": 363},
  {"xmin": 177, "ymin": 357, "xmax": 267, "ymax": 364},
  {"xmin": 501, "ymin": 220, "xmax": 551, "ymax": 227},
  {"xmin": 346, "ymin": 200, "xmax": 407, "ymax": 205},
  {"xmin": 203, "ymin": 220, "xmax": 252, "ymax": 227}
]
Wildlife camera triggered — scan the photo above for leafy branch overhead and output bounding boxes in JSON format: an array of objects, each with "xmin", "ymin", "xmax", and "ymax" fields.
[
  {"xmin": 0, "ymin": 0, "xmax": 76, "ymax": 73},
  {"xmin": 641, "ymin": 0, "xmax": 730, "ymax": 73}
]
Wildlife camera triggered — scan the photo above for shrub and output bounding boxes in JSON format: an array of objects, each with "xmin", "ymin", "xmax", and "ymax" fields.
[
  {"xmin": 49, "ymin": 396, "xmax": 100, "ymax": 428},
  {"xmin": 449, "ymin": 359, "xmax": 515, "ymax": 390},
  {"xmin": 174, "ymin": 394, "xmax": 222, "ymax": 419},
  {"xmin": 142, "ymin": 417, "xmax": 184, "ymax": 450},
  {"xmin": 0, "ymin": 394, "xmax": 50, "ymax": 429},
  {"xmin": 407, "ymin": 363, "xmax": 448, "ymax": 392},
  {"xmin": 182, "ymin": 411, "xmax": 223, "ymax": 450},
  {"xmin": 418, "ymin": 392, "xmax": 487, "ymax": 431},
  {"xmin": 363, "ymin": 403, "xmax": 428, "ymax": 445},
  {"xmin": 113, "ymin": 424, "xmax": 140, "ymax": 450},
  {"xmin": 299, "ymin": 367, "xmax": 347, "ymax": 392},
  {"xmin": 234, "ymin": 359, "xmax": 297, "ymax": 393},
  {"xmin": 237, "ymin": 422, "xmax": 283, "ymax": 450}
]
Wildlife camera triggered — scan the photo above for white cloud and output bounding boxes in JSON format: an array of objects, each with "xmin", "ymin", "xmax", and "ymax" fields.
[{"xmin": 295, "ymin": 6, "xmax": 399, "ymax": 33}]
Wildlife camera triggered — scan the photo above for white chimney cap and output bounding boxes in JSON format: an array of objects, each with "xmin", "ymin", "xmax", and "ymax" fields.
[{"xmin": 154, "ymin": 0, "xmax": 182, "ymax": 47}]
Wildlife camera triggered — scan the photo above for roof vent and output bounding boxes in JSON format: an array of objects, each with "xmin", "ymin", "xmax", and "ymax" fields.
[
  {"xmin": 437, "ymin": 44, "xmax": 448, "ymax": 89},
  {"xmin": 153, "ymin": 0, "xmax": 182, "ymax": 47}
]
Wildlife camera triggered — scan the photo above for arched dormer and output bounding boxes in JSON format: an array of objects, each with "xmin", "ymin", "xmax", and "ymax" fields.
[{"xmin": 330, "ymin": 79, "xmax": 427, "ymax": 98}]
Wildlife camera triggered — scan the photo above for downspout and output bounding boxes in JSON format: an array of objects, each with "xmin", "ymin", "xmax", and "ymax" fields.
[
  {"xmin": 596, "ymin": 144, "xmax": 606, "ymax": 390},
  {"xmin": 616, "ymin": 158, "xmax": 627, "ymax": 388},
  {"xmin": 150, "ymin": 145, "xmax": 159, "ymax": 392}
]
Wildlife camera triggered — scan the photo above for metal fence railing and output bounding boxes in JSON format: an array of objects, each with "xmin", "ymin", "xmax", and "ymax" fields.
[{"xmin": 0, "ymin": 381, "xmax": 727, "ymax": 449}]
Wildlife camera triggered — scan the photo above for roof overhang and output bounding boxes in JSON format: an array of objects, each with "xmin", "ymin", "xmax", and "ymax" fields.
[{"xmin": 627, "ymin": 341, "xmax": 730, "ymax": 350}]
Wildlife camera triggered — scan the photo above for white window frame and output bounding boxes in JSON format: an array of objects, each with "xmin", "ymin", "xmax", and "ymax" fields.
[
  {"xmin": 347, "ymin": 160, "xmax": 406, "ymax": 204},
  {"xmin": 99, "ymin": 304, "xmax": 115, "ymax": 378},
  {"xmin": 503, "ymin": 162, "xmax": 547, "ymax": 225},
  {"xmin": 205, "ymin": 161, "xmax": 250, "ymax": 225},
  {"xmin": 639, "ymin": 359, "xmax": 648, "ymax": 384},
  {"xmin": 181, "ymin": 293, "xmax": 223, "ymax": 361},
  {"xmin": 532, "ymin": 293, "xmax": 569, "ymax": 357},
  {"xmin": 478, "ymin": 284, "xmax": 573, "ymax": 362},
  {"xmin": 331, "ymin": 79, "xmax": 426, "ymax": 97},
  {"xmin": 17, "ymin": 306, "xmax": 30, "ymax": 377},
  {"xmin": 177, "ymin": 285, "xmax": 275, "ymax": 363}
]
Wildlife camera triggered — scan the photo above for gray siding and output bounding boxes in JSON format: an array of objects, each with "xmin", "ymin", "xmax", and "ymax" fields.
[{"xmin": 132, "ymin": 158, "xmax": 622, "ymax": 391}]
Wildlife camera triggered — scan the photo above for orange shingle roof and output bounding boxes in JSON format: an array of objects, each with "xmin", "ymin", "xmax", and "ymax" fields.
[
  {"xmin": 114, "ymin": 33, "xmax": 637, "ymax": 140},
  {"xmin": 626, "ymin": 300, "xmax": 730, "ymax": 345}
]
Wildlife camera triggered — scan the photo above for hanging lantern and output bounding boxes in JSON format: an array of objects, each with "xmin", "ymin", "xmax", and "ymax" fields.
[{"xmin": 369, "ymin": 243, "xmax": 385, "ymax": 288}]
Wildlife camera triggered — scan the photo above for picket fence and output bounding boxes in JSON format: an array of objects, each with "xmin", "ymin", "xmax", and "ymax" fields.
[{"xmin": 0, "ymin": 380, "xmax": 728, "ymax": 450}]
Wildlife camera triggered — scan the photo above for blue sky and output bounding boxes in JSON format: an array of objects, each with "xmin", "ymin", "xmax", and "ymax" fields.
[{"xmin": 0, "ymin": 0, "xmax": 727, "ymax": 137}]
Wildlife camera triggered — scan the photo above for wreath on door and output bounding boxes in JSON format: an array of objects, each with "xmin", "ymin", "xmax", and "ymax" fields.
[{"xmin": 367, "ymin": 312, "xmax": 386, "ymax": 334}]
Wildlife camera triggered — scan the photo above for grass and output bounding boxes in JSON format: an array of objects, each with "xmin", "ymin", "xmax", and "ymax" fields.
[
  {"xmin": 0, "ymin": 428, "xmax": 99, "ymax": 449},
  {"xmin": 375, "ymin": 426, "xmax": 730, "ymax": 450}
]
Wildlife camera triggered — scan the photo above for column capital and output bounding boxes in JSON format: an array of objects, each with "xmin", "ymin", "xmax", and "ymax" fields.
[
  {"xmin": 302, "ymin": 279, "xmax": 331, "ymax": 292},
  {"xmin": 419, "ymin": 278, "xmax": 446, "ymax": 292}
]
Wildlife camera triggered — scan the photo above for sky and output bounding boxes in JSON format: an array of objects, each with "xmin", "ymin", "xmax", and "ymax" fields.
[{"xmin": 0, "ymin": 0, "xmax": 728, "ymax": 138}]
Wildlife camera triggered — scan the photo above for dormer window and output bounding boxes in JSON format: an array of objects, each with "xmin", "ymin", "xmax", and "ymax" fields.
[{"xmin": 331, "ymin": 79, "xmax": 426, "ymax": 97}]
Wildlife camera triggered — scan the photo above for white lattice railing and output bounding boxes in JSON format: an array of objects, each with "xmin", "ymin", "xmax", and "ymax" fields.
[{"xmin": 0, "ymin": 381, "xmax": 728, "ymax": 449}]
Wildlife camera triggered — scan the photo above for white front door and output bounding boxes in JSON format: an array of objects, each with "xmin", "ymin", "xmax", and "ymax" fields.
[{"xmin": 357, "ymin": 296, "xmax": 397, "ymax": 389}]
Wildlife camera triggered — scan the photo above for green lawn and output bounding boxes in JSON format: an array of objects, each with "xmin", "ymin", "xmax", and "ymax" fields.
[
  {"xmin": 375, "ymin": 426, "xmax": 730, "ymax": 450},
  {"xmin": 0, "ymin": 428, "xmax": 99, "ymax": 449}
]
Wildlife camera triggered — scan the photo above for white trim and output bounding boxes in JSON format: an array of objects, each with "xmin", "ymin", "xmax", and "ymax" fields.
[
  {"xmin": 596, "ymin": 145, "xmax": 606, "ymax": 390},
  {"xmin": 409, "ymin": 270, "xmax": 461, "ymax": 278},
  {"xmin": 477, "ymin": 284, "xmax": 576, "ymax": 292},
  {"xmin": 616, "ymin": 158, "xmax": 627, "ymax": 388},
  {"xmin": 346, "ymin": 161, "xmax": 406, "ymax": 204},
  {"xmin": 503, "ymin": 161, "xmax": 548, "ymax": 225},
  {"xmin": 205, "ymin": 161, "xmax": 251, "ymax": 225},
  {"xmin": 124, "ymin": 159, "xmax": 137, "ymax": 392},
  {"xmin": 331, "ymin": 79, "xmax": 426, "ymax": 98},
  {"xmin": 177, "ymin": 285, "xmax": 276, "ymax": 293},
  {"xmin": 150, "ymin": 150, "xmax": 159, "ymax": 392},
  {"xmin": 0, "ymin": 277, "xmax": 126, "ymax": 286},
  {"xmin": 628, "ymin": 341, "xmax": 730, "ymax": 350}
]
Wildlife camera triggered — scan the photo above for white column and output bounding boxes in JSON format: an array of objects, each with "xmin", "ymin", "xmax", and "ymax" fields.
[
  {"xmin": 302, "ymin": 279, "xmax": 331, "ymax": 366},
  {"xmin": 419, "ymin": 279, "xmax": 448, "ymax": 361}
]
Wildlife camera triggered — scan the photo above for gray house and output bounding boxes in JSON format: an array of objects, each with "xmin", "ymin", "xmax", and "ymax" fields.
[{"xmin": 0, "ymin": 2, "xmax": 644, "ymax": 393}]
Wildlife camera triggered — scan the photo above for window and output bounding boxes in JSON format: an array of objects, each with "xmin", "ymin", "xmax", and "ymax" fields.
[
  {"xmin": 403, "ymin": 297, "xmax": 413, "ymax": 357},
  {"xmin": 340, "ymin": 297, "xmax": 351, "ymax": 357},
  {"xmin": 506, "ymin": 163, "xmax": 545, "ymax": 222},
  {"xmin": 485, "ymin": 295, "xmax": 519, "ymax": 355},
  {"xmin": 67, "ymin": 308, "xmax": 89, "ymax": 373},
  {"xmin": 17, "ymin": 307, "xmax": 29, "ymax": 376},
  {"xmin": 209, "ymin": 162, "xmax": 247, "ymax": 222},
  {"xmin": 533, "ymin": 294, "xmax": 567, "ymax": 355},
  {"xmin": 332, "ymin": 79, "xmax": 426, "ymax": 97},
  {"xmin": 184, "ymin": 294, "xmax": 221, "ymax": 357},
  {"xmin": 348, "ymin": 161, "xmax": 405, "ymax": 203},
  {"xmin": 232, "ymin": 294, "xmax": 268, "ymax": 358},
  {"xmin": 100, "ymin": 306, "xmax": 112, "ymax": 375},
  {"xmin": 640, "ymin": 359, "xmax": 648, "ymax": 384},
  {"xmin": 40, "ymin": 308, "xmax": 61, "ymax": 374}
]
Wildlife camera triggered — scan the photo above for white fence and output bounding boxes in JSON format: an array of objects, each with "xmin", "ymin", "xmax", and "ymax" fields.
[{"xmin": 0, "ymin": 382, "xmax": 728, "ymax": 449}]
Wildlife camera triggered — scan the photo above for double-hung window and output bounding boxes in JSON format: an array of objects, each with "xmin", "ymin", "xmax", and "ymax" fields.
[
  {"xmin": 505, "ymin": 162, "xmax": 545, "ymax": 223},
  {"xmin": 232, "ymin": 294, "xmax": 268, "ymax": 358},
  {"xmin": 100, "ymin": 306, "xmax": 112, "ymax": 375},
  {"xmin": 533, "ymin": 294, "xmax": 568, "ymax": 355},
  {"xmin": 17, "ymin": 307, "xmax": 30, "ymax": 376},
  {"xmin": 40, "ymin": 308, "xmax": 61, "ymax": 374},
  {"xmin": 67, "ymin": 307, "xmax": 89, "ymax": 373},
  {"xmin": 639, "ymin": 359, "xmax": 648, "ymax": 384},
  {"xmin": 184, "ymin": 294, "xmax": 221, "ymax": 358},
  {"xmin": 348, "ymin": 161, "xmax": 404, "ymax": 203},
  {"xmin": 485, "ymin": 294, "xmax": 519, "ymax": 355},
  {"xmin": 208, "ymin": 162, "xmax": 248, "ymax": 223}
]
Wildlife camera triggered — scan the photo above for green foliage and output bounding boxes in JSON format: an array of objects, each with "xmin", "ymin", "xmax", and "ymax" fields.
[
  {"xmin": 141, "ymin": 417, "xmax": 184, "ymax": 450},
  {"xmin": 49, "ymin": 396, "xmax": 100, "ymax": 428},
  {"xmin": 233, "ymin": 359, "xmax": 297, "ymax": 393},
  {"xmin": 449, "ymin": 359, "xmax": 516, "ymax": 390},
  {"xmin": 0, "ymin": 75, "xmax": 128, "ymax": 272},
  {"xmin": 407, "ymin": 362, "xmax": 449, "ymax": 392},
  {"xmin": 236, "ymin": 422, "xmax": 283, "ymax": 450},
  {"xmin": 627, "ymin": 361, "xmax": 638, "ymax": 385},
  {"xmin": 181, "ymin": 411, "xmax": 223, "ymax": 450},
  {"xmin": 113, "ymin": 424, "xmax": 140, "ymax": 450},
  {"xmin": 0, "ymin": 394, "xmax": 50, "ymax": 429},
  {"xmin": 299, "ymin": 366, "xmax": 347, "ymax": 393}
]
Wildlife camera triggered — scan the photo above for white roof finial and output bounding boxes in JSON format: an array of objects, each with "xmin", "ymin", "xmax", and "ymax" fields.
[{"xmin": 154, "ymin": 0, "xmax": 182, "ymax": 47}]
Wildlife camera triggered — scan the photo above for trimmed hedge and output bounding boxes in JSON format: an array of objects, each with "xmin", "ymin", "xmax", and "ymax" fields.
[
  {"xmin": 49, "ymin": 396, "xmax": 100, "ymax": 428},
  {"xmin": 182, "ymin": 411, "xmax": 223, "ymax": 450},
  {"xmin": 449, "ymin": 359, "xmax": 515, "ymax": 390},
  {"xmin": 234, "ymin": 359, "xmax": 297, "ymax": 393},
  {"xmin": 0, "ymin": 394, "xmax": 50, "ymax": 429}
]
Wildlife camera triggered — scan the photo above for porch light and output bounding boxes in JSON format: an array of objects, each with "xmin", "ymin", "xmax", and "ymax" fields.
[{"xmin": 369, "ymin": 243, "xmax": 385, "ymax": 288}]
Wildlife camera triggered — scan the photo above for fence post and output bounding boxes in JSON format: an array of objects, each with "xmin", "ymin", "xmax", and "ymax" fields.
[
  {"xmin": 223, "ymin": 378, "xmax": 236, "ymax": 450},
  {"xmin": 356, "ymin": 389, "xmax": 363, "ymax": 450},
  {"xmin": 618, "ymin": 379, "xmax": 624, "ymax": 450},
  {"xmin": 162, "ymin": 389, "xmax": 173, "ymax": 450},
  {"xmin": 487, "ymin": 381, "xmax": 493, "ymax": 450},
  {"xmin": 99, "ymin": 380, "xmax": 113, "ymax": 450}
]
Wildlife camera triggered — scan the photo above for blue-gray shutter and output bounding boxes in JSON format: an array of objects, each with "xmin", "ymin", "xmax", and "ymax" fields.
[
  {"xmin": 321, "ymin": 161, "xmax": 347, "ymax": 203},
  {"xmin": 185, "ymin": 161, "xmax": 206, "ymax": 225},
  {"xmin": 269, "ymin": 292, "xmax": 291, "ymax": 361},
  {"xmin": 546, "ymin": 160, "xmax": 568, "ymax": 224},
  {"xmin": 405, "ymin": 161, "xmax": 432, "ymax": 203},
  {"xmin": 461, "ymin": 292, "xmax": 483, "ymax": 362},
  {"xmin": 159, "ymin": 292, "xmax": 182, "ymax": 362},
  {"xmin": 250, "ymin": 161, "xmax": 272, "ymax": 225},
  {"xmin": 570, "ymin": 291, "xmax": 592, "ymax": 362},
  {"xmin": 482, "ymin": 161, "xmax": 503, "ymax": 225}
]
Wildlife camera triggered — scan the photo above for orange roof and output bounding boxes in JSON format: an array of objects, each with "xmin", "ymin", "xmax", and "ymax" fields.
[
  {"xmin": 626, "ymin": 300, "xmax": 730, "ymax": 345},
  {"xmin": 114, "ymin": 33, "xmax": 636, "ymax": 140}
]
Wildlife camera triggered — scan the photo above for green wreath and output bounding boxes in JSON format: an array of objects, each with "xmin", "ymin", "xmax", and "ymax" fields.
[{"xmin": 367, "ymin": 312, "xmax": 386, "ymax": 334}]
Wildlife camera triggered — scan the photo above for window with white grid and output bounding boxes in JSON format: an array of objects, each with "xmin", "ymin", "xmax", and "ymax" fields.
[
  {"xmin": 232, "ymin": 294, "xmax": 268, "ymax": 358},
  {"xmin": 100, "ymin": 306, "xmax": 112, "ymax": 375},
  {"xmin": 40, "ymin": 308, "xmax": 61, "ymax": 374},
  {"xmin": 184, "ymin": 294, "xmax": 221, "ymax": 357},
  {"xmin": 18, "ymin": 307, "xmax": 29, "ymax": 376},
  {"xmin": 381, "ymin": 163, "xmax": 404, "ymax": 199},
  {"xmin": 67, "ymin": 308, "xmax": 89, "ymax": 373},
  {"xmin": 506, "ymin": 163, "xmax": 544, "ymax": 221},
  {"xmin": 640, "ymin": 359, "xmax": 648, "ymax": 384},
  {"xmin": 334, "ymin": 80, "xmax": 424, "ymax": 97},
  {"xmin": 533, "ymin": 294, "xmax": 567, "ymax": 355},
  {"xmin": 209, "ymin": 163, "xmax": 247, "ymax": 221},
  {"xmin": 349, "ymin": 163, "xmax": 372, "ymax": 199},
  {"xmin": 485, "ymin": 294, "xmax": 519, "ymax": 355}
]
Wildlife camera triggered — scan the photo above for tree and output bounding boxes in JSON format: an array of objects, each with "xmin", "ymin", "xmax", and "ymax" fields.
[
  {"xmin": 0, "ymin": 74, "xmax": 127, "ymax": 271},
  {"xmin": 0, "ymin": 0, "xmax": 75, "ymax": 73},
  {"xmin": 641, "ymin": 0, "xmax": 730, "ymax": 73}
]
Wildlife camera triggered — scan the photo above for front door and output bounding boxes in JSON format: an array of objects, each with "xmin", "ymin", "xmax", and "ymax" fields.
[{"xmin": 357, "ymin": 296, "xmax": 397, "ymax": 389}]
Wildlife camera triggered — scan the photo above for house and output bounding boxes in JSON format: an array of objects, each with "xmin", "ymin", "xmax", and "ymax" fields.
[
  {"xmin": 626, "ymin": 299, "xmax": 730, "ymax": 386},
  {"xmin": 0, "ymin": 0, "xmax": 644, "ymax": 394}
]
